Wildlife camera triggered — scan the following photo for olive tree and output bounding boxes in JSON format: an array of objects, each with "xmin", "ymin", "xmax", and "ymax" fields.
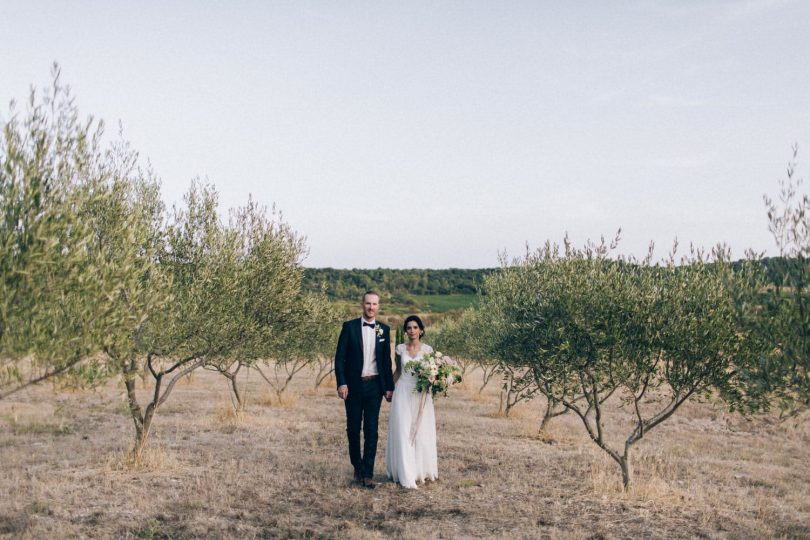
[
  {"xmin": 60, "ymin": 142, "xmax": 172, "ymax": 460},
  {"xmin": 111, "ymin": 180, "xmax": 235, "ymax": 456},
  {"xmin": 253, "ymin": 295, "xmax": 335, "ymax": 403},
  {"xmin": 310, "ymin": 303, "xmax": 342, "ymax": 389},
  {"xmin": 0, "ymin": 66, "xmax": 155, "ymax": 398},
  {"xmin": 431, "ymin": 308, "xmax": 500, "ymax": 394},
  {"xmin": 202, "ymin": 198, "xmax": 323, "ymax": 411},
  {"xmin": 480, "ymin": 236, "xmax": 760, "ymax": 488},
  {"xmin": 0, "ymin": 68, "xmax": 215, "ymax": 459},
  {"xmin": 430, "ymin": 309, "xmax": 480, "ymax": 381},
  {"xmin": 759, "ymin": 146, "xmax": 809, "ymax": 412}
]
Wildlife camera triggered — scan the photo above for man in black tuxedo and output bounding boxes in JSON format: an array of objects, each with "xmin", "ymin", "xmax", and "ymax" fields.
[{"xmin": 334, "ymin": 290, "xmax": 395, "ymax": 488}]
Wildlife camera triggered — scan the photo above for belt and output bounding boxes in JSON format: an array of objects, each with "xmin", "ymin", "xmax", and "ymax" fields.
[{"xmin": 360, "ymin": 374, "xmax": 379, "ymax": 381}]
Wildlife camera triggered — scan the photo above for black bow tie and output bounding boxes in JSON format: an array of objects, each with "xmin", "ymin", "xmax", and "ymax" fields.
[{"xmin": 363, "ymin": 322, "xmax": 375, "ymax": 328}]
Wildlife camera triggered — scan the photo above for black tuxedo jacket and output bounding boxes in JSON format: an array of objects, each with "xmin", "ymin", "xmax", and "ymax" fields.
[{"xmin": 334, "ymin": 318, "xmax": 395, "ymax": 394}]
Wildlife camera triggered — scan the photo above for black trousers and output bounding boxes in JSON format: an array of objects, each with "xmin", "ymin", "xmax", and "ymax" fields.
[{"xmin": 344, "ymin": 378, "xmax": 383, "ymax": 479}]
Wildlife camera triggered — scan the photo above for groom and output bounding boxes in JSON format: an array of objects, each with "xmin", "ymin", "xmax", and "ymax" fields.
[{"xmin": 334, "ymin": 290, "xmax": 394, "ymax": 488}]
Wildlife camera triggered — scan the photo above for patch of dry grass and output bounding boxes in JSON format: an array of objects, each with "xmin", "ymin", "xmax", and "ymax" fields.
[
  {"xmin": 103, "ymin": 443, "xmax": 183, "ymax": 473},
  {"xmin": 0, "ymin": 365, "xmax": 808, "ymax": 538}
]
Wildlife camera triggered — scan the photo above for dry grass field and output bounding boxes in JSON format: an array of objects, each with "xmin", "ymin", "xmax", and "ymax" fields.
[{"xmin": 1, "ymin": 366, "xmax": 809, "ymax": 539}]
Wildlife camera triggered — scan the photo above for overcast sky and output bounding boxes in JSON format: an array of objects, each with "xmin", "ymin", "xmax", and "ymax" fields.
[{"xmin": 2, "ymin": 1, "xmax": 809, "ymax": 268}]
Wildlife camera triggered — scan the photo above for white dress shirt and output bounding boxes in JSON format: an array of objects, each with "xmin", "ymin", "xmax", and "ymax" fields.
[{"xmin": 360, "ymin": 318, "xmax": 379, "ymax": 377}]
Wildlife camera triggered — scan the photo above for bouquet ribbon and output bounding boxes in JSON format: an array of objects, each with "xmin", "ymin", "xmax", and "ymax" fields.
[{"xmin": 409, "ymin": 391, "xmax": 430, "ymax": 446}]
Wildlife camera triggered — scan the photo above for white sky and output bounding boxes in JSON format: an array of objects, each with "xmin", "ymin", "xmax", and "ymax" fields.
[{"xmin": 2, "ymin": 1, "xmax": 809, "ymax": 268}]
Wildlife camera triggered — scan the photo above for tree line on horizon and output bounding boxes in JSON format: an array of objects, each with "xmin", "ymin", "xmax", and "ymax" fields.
[
  {"xmin": 302, "ymin": 257, "xmax": 804, "ymax": 305},
  {"xmin": 301, "ymin": 267, "xmax": 494, "ymax": 303}
]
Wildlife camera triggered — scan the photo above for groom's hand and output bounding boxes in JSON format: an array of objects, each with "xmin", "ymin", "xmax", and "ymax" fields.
[
  {"xmin": 384, "ymin": 391, "xmax": 393, "ymax": 402},
  {"xmin": 337, "ymin": 385, "xmax": 349, "ymax": 400}
]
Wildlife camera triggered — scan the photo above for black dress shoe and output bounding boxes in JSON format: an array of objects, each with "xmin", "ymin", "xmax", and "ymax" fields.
[
  {"xmin": 354, "ymin": 469, "xmax": 362, "ymax": 484},
  {"xmin": 362, "ymin": 477, "xmax": 377, "ymax": 489}
]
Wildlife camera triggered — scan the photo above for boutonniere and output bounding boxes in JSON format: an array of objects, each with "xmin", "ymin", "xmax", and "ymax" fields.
[{"xmin": 374, "ymin": 324, "xmax": 384, "ymax": 338}]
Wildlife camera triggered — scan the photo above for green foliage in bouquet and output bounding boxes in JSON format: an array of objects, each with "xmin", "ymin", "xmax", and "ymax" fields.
[{"xmin": 404, "ymin": 350, "xmax": 462, "ymax": 397}]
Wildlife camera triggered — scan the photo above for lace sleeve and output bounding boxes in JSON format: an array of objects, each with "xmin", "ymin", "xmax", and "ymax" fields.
[
  {"xmin": 423, "ymin": 344, "xmax": 434, "ymax": 354},
  {"xmin": 395, "ymin": 343, "xmax": 406, "ymax": 356}
]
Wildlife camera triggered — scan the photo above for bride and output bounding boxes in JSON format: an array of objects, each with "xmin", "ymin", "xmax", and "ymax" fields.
[{"xmin": 385, "ymin": 315, "xmax": 438, "ymax": 488}]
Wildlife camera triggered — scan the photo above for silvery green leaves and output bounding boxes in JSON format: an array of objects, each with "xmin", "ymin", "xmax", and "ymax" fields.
[
  {"xmin": 0, "ymin": 64, "xmax": 164, "ymax": 397},
  {"xmin": 476, "ymin": 236, "xmax": 762, "ymax": 489},
  {"xmin": 757, "ymin": 146, "xmax": 810, "ymax": 415}
]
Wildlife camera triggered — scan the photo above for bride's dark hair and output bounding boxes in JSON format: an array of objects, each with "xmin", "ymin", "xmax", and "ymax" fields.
[{"xmin": 403, "ymin": 315, "xmax": 425, "ymax": 338}]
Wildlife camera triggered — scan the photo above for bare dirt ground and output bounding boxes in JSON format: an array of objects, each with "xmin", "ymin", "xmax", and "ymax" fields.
[{"xmin": 1, "ymin": 366, "xmax": 808, "ymax": 539}]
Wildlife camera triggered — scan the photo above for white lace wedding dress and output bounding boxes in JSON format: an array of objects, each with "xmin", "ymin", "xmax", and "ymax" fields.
[{"xmin": 385, "ymin": 343, "xmax": 438, "ymax": 488}]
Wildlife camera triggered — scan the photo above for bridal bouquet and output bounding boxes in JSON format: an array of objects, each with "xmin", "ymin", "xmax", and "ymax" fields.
[
  {"xmin": 404, "ymin": 350, "xmax": 461, "ymax": 445},
  {"xmin": 404, "ymin": 350, "xmax": 462, "ymax": 397}
]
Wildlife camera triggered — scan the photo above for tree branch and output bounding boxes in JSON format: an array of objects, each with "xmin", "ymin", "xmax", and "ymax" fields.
[
  {"xmin": 156, "ymin": 358, "xmax": 204, "ymax": 408},
  {"xmin": 0, "ymin": 353, "xmax": 82, "ymax": 400}
]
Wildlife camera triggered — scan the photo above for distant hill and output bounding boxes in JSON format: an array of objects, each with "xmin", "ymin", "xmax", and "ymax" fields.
[
  {"xmin": 302, "ymin": 268, "xmax": 495, "ymax": 302},
  {"xmin": 732, "ymin": 256, "xmax": 806, "ymax": 286}
]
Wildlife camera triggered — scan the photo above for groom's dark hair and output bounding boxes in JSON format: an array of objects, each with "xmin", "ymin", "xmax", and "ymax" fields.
[{"xmin": 362, "ymin": 290, "xmax": 380, "ymax": 302}]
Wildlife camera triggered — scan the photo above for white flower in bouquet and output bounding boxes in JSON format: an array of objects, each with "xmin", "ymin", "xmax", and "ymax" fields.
[{"xmin": 404, "ymin": 350, "xmax": 462, "ymax": 397}]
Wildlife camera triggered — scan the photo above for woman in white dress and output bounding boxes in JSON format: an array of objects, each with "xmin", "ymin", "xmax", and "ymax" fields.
[{"xmin": 385, "ymin": 315, "xmax": 438, "ymax": 488}]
